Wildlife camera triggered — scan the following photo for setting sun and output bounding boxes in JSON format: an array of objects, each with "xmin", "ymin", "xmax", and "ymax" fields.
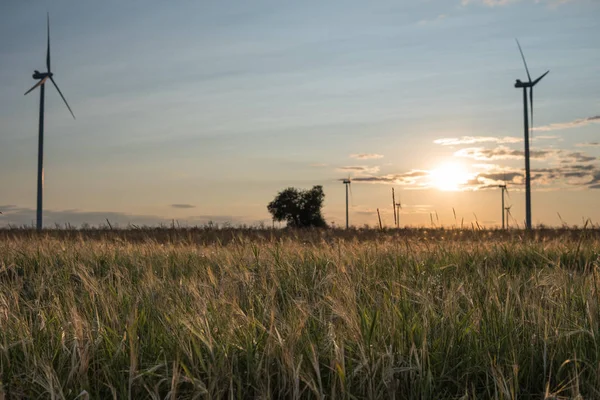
[{"xmin": 429, "ymin": 163, "xmax": 471, "ymax": 191}]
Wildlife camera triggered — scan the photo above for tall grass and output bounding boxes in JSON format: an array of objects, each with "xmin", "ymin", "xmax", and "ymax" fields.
[{"xmin": 0, "ymin": 229, "xmax": 599, "ymax": 398}]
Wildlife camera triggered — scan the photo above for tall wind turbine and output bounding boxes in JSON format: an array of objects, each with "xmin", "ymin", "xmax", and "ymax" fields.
[
  {"xmin": 342, "ymin": 178, "xmax": 351, "ymax": 229},
  {"xmin": 514, "ymin": 39, "xmax": 549, "ymax": 230},
  {"xmin": 24, "ymin": 13, "xmax": 75, "ymax": 231}
]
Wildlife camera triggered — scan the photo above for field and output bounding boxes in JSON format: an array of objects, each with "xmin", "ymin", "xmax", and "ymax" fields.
[{"xmin": 1, "ymin": 227, "xmax": 600, "ymax": 399}]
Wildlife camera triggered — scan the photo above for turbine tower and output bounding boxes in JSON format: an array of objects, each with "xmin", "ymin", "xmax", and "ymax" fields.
[
  {"xmin": 342, "ymin": 178, "xmax": 351, "ymax": 229},
  {"xmin": 24, "ymin": 13, "xmax": 75, "ymax": 231},
  {"xmin": 514, "ymin": 39, "xmax": 549, "ymax": 230},
  {"xmin": 497, "ymin": 184, "xmax": 507, "ymax": 229},
  {"xmin": 391, "ymin": 188, "xmax": 397, "ymax": 228}
]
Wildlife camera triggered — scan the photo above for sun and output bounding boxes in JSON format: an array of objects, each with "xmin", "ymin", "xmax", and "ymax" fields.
[{"xmin": 429, "ymin": 163, "xmax": 471, "ymax": 191}]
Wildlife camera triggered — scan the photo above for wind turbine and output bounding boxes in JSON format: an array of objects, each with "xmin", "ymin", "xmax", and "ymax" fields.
[
  {"xmin": 497, "ymin": 184, "xmax": 509, "ymax": 229},
  {"xmin": 391, "ymin": 188, "xmax": 397, "ymax": 228},
  {"xmin": 514, "ymin": 39, "xmax": 549, "ymax": 230},
  {"xmin": 24, "ymin": 13, "xmax": 75, "ymax": 231},
  {"xmin": 505, "ymin": 205, "xmax": 513, "ymax": 229},
  {"xmin": 395, "ymin": 195, "xmax": 403, "ymax": 228},
  {"xmin": 342, "ymin": 178, "xmax": 351, "ymax": 229}
]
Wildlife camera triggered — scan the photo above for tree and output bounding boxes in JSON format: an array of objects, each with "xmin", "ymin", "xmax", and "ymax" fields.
[{"xmin": 267, "ymin": 185, "xmax": 327, "ymax": 228}]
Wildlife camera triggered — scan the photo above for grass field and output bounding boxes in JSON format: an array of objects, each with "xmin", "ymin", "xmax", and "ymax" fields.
[{"xmin": 1, "ymin": 227, "xmax": 600, "ymax": 399}]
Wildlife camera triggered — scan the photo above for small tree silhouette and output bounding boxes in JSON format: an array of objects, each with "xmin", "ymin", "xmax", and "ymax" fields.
[{"xmin": 267, "ymin": 185, "xmax": 327, "ymax": 228}]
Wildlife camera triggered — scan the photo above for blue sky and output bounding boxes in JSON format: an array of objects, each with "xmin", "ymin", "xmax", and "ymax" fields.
[{"xmin": 1, "ymin": 0, "xmax": 599, "ymax": 228}]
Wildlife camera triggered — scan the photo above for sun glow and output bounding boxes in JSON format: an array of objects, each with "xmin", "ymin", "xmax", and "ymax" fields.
[{"xmin": 429, "ymin": 163, "xmax": 471, "ymax": 191}]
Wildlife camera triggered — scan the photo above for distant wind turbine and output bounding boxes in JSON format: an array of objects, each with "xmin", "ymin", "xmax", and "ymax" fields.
[
  {"xmin": 342, "ymin": 178, "xmax": 351, "ymax": 229},
  {"xmin": 505, "ymin": 205, "xmax": 514, "ymax": 229},
  {"xmin": 395, "ymin": 195, "xmax": 403, "ymax": 229},
  {"xmin": 24, "ymin": 13, "xmax": 75, "ymax": 231},
  {"xmin": 391, "ymin": 188, "xmax": 397, "ymax": 227},
  {"xmin": 497, "ymin": 184, "xmax": 508, "ymax": 229},
  {"xmin": 514, "ymin": 39, "xmax": 549, "ymax": 230}
]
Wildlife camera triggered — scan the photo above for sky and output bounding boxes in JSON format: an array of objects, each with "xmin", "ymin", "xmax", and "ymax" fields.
[{"xmin": 0, "ymin": 0, "xmax": 599, "ymax": 228}]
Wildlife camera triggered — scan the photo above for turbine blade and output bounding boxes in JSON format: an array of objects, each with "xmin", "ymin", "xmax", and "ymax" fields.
[
  {"xmin": 532, "ymin": 70, "xmax": 549, "ymax": 86},
  {"xmin": 516, "ymin": 39, "xmax": 532, "ymax": 83},
  {"xmin": 49, "ymin": 76, "xmax": 75, "ymax": 119},
  {"xmin": 24, "ymin": 77, "xmax": 48, "ymax": 95},
  {"xmin": 46, "ymin": 13, "xmax": 51, "ymax": 72}
]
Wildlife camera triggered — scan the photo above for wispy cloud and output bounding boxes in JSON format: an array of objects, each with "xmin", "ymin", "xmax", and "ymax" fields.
[
  {"xmin": 170, "ymin": 204, "xmax": 196, "ymax": 209},
  {"xmin": 337, "ymin": 165, "xmax": 381, "ymax": 174},
  {"xmin": 351, "ymin": 170, "xmax": 429, "ymax": 185},
  {"xmin": 434, "ymin": 136, "xmax": 522, "ymax": 146},
  {"xmin": 534, "ymin": 115, "xmax": 600, "ymax": 132},
  {"xmin": 559, "ymin": 152, "xmax": 597, "ymax": 164},
  {"xmin": 335, "ymin": 159, "xmax": 600, "ymax": 191},
  {"xmin": 454, "ymin": 146, "xmax": 558, "ymax": 161},
  {"xmin": 575, "ymin": 142, "xmax": 600, "ymax": 148},
  {"xmin": 349, "ymin": 153, "xmax": 384, "ymax": 160},
  {"xmin": 454, "ymin": 145, "xmax": 597, "ymax": 165},
  {"xmin": 462, "ymin": 163, "xmax": 600, "ymax": 190}
]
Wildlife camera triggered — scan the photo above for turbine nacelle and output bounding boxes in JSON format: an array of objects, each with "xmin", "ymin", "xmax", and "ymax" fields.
[
  {"xmin": 32, "ymin": 71, "xmax": 52, "ymax": 80},
  {"xmin": 514, "ymin": 79, "xmax": 528, "ymax": 88},
  {"xmin": 514, "ymin": 72, "xmax": 549, "ymax": 89}
]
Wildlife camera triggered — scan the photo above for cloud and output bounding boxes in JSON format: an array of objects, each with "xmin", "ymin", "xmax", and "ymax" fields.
[
  {"xmin": 337, "ymin": 165, "xmax": 381, "ymax": 174},
  {"xmin": 170, "ymin": 204, "xmax": 196, "ymax": 209},
  {"xmin": 534, "ymin": 115, "xmax": 600, "ymax": 132},
  {"xmin": 559, "ymin": 152, "xmax": 597, "ymax": 164},
  {"xmin": 476, "ymin": 171, "xmax": 523, "ymax": 183},
  {"xmin": 434, "ymin": 136, "xmax": 556, "ymax": 146},
  {"xmin": 310, "ymin": 163, "xmax": 328, "ymax": 167},
  {"xmin": 351, "ymin": 170, "xmax": 429, "ymax": 185},
  {"xmin": 585, "ymin": 171, "xmax": 600, "ymax": 188},
  {"xmin": 461, "ymin": 163, "xmax": 600, "ymax": 191},
  {"xmin": 434, "ymin": 136, "xmax": 522, "ymax": 146},
  {"xmin": 455, "ymin": 145, "xmax": 597, "ymax": 168},
  {"xmin": 532, "ymin": 135, "xmax": 560, "ymax": 141},
  {"xmin": 575, "ymin": 142, "xmax": 600, "ymax": 148},
  {"xmin": 454, "ymin": 146, "xmax": 557, "ymax": 161},
  {"xmin": 334, "ymin": 157, "xmax": 600, "ymax": 191},
  {"xmin": 349, "ymin": 153, "xmax": 384, "ymax": 160}
]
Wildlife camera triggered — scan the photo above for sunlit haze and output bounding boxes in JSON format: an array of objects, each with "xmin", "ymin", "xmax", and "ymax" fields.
[
  {"xmin": 429, "ymin": 163, "xmax": 471, "ymax": 192},
  {"xmin": 1, "ymin": 1, "xmax": 599, "ymax": 228}
]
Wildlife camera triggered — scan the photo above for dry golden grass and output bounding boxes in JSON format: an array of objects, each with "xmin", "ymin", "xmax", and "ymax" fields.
[{"xmin": 0, "ymin": 228, "xmax": 599, "ymax": 398}]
